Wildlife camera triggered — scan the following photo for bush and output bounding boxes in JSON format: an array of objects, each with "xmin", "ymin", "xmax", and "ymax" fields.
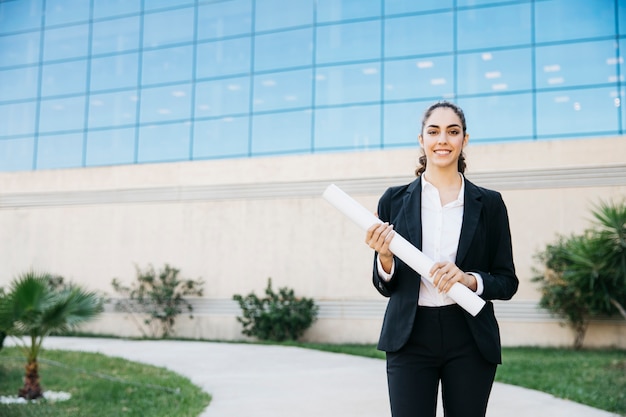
[
  {"xmin": 533, "ymin": 200, "xmax": 626, "ymax": 349},
  {"xmin": 233, "ymin": 278, "xmax": 318, "ymax": 342},
  {"xmin": 111, "ymin": 264, "xmax": 204, "ymax": 338}
]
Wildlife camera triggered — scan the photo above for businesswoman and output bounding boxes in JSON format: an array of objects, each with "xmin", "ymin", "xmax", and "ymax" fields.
[{"xmin": 365, "ymin": 101, "xmax": 519, "ymax": 417}]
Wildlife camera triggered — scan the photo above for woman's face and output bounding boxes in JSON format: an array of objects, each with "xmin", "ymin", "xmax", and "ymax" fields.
[{"xmin": 418, "ymin": 107, "xmax": 468, "ymax": 172}]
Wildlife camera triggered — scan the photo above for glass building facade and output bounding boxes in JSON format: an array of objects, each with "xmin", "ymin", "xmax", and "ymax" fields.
[{"xmin": 0, "ymin": 0, "xmax": 624, "ymax": 171}]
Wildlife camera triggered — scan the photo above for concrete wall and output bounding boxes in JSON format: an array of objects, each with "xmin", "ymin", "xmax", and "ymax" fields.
[{"xmin": 1, "ymin": 136, "xmax": 625, "ymax": 348}]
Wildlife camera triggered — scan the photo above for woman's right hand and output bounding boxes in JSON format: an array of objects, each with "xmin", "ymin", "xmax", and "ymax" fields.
[{"xmin": 366, "ymin": 221, "xmax": 395, "ymax": 272}]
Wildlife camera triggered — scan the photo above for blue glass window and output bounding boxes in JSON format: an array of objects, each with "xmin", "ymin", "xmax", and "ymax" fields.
[
  {"xmin": 457, "ymin": 0, "xmax": 528, "ymax": 6},
  {"xmin": 314, "ymin": 104, "xmax": 380, "ymax": 150},
  {"xmin": 90, "ymin": 53, "xmax": 138, "ymax": 92},
  {"xmin": 143, "ymin": 7, "xmax": 195, "ymax": 48},
  {"xmin": 317, "ymin": 0, "xmax": 381, "ymax": 23},
  {"xmin": 383, "ymin": 101, "xmax": 425, "ymax": 147},
  {"xmin": 93, "ymin": 0, "xmax": 141, "ymax": 19},
  {"xmin": 39, "ymin": 96, "xmax": 86, "ymax": 133},
  {"xmin": 0, "ymin": 0, "xmax": 43, "ymax": 35},
  {"xmin": 315, "ymin": 63, "xmax": 380, "ymax": 106},
  {"xmin": 536, "ymin": 87, "xmax": 619, "ymax": 137},
  {"xmin": 457, "ymin": 48, "xmax": 532, "ymax": 95},
  {"xmin": 88, "ymin": 91, "xmax": 137, "ymax": 129},
  {"xmin": 197, "ymin": 0, "xmax": 252, "ymax": 40},
  {"xmin": 620, "ymin": 1, "xmax": 626, "ymax": 36},
  {"xmin": 384, "ymin": 56, "xmax": 454, "ymax": 101},
  {"xmin": 251, "ymin": 110, "xmax": 311, "ymax": 154},
  {"xmin": 254, "ymin": 69, "xmax": 312, "ymax": 112},
  {"xmin": 254, "ymin": 28, "xmax": 313, "ymax": 71},
  {"xmin": 457, "ymin": 4, "xmax": 531, "ymax": 51},
  {"xmin": 457, "ymin": 94, "xmax": 533, "ymax": 141},
  {"xmin": 535, "ymin": 0, "xmax": 615, "ymax": 43},
  {"xmin": 86, "ymin": 127, "xmax": 136, "ymax": 166},
  {"xmin": 196, "ymin": 38, "xmax": 251, "ymax": 79},
  {"xmin": 91, "ymin": 16, "xmax": 141, "ymax": 55},
  {"xmin": 43, "ymin": 24, "xmax": 89, "ymax": 61},
  {"xmin": 0, "ymin": 102, "xmax": 37, "ymax": 136},
  {"xmin": 138, "ymin": 121, "xmax": 191, "ymax": 162},
  {"xmin": 139, "ymin": 84, "xmax": 192, "ymax": 123},
  {"xmin": 45, "ymin": 0, "xmax": 90, "ymax": 26},
  {"xmin": 255, "ymin": 0, "xmax": 314, "ymax": 31},
  {"xmin": 196, "ymin": 77, "xmax": 250, "ymax": 117},
  {"xmin": 385, "ymin": 13, "xmax": 453, "ymax": 58},
  {"xmin": 316, "ymin": 21, "xmax": 380, "ymax": 65},
  {"xmin": 144, "ymin": 0, "xmax": 194, "ymax": 11},
  {"xmin": 535, "ymin": 41, "xmax": 617, "ymax": 90},
  {"xmin": 0, "ymin": 32, "xmax": 40, "ymax": 67},
  {"xmin": 384, "ymin": 0, "xmax": 452, "ymax": 15},
  {"xmin": 36, "ymin": 133, "xmax": 83, "ymax": 169},
  {"xmin": 193, "ymin": 116, "xmax": 249, "ymax": 159},
  {"xmin": 41, "ymin": 60, "xmax": 87, "ymax": 96},
  {"xmin": 142, "ymin": 45, "xmax": 193, "ymax": 86},
  {"xmin": 0, "ymin": 137, "xmax": 34, "ymax": 171},
  {"xmin": 0, "ymin": 67, "xmax": 39, "ymax": 101}
]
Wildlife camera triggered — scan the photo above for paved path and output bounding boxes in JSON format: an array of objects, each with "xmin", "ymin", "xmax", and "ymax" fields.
[{"xmin": 8, "ymin": 337, "xmax": 621, "ymax": 417}]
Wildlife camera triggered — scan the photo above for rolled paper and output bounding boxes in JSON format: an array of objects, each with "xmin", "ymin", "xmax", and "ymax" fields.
[{"xmin": 322, "ymin": 183, "xmax": 486, "ymax": 317}]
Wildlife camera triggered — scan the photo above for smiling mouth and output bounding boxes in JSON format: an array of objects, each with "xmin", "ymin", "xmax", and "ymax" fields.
[{"xmin": 434, "ymin": 150, "xmax": 452, "ymax": 155}]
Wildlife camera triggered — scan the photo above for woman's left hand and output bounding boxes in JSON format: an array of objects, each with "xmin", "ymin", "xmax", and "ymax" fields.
[{"xmin": 430, "ymin": 262, "xmax": 477, "ymax": 293}]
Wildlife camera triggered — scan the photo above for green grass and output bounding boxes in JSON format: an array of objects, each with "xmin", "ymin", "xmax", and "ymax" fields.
[
  {"xmin": 289, "ymin": 342, "xmax": 626, "ymax": 416},
  {"xmin": 0, "ymin": 347, "xmax": 211, "ymax": 417}
]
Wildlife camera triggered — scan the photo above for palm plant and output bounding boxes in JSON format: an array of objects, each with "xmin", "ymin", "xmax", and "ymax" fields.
[{"xmin": 0, "ymin": 271, "xmax": 103, "ymax": 399}]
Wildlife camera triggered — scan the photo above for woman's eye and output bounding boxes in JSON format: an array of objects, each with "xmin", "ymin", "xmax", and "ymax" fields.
[
  {"xmin": 427, "ymin": 130, "xmax": 437, "ymax": 135},
  {"xmin": 449, "ymin": 130, "xmax": 460, "ymax": 135}
]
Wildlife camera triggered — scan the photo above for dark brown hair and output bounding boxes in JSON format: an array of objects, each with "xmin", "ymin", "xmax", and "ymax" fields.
[{"xmin": 415, "ymin": 101, "xmax": 467, "ymax": 177}]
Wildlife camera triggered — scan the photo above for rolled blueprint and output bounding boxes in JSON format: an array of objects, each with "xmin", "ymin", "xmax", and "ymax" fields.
[{"xmin": 322, "ymin": 183, "xmax": 486, "ymax": 317}]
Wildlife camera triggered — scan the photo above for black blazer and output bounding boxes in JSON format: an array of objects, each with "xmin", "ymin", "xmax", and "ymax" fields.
[{"xmin": 373, "ymin": 177, "xmax": 519, "ymax": 364}]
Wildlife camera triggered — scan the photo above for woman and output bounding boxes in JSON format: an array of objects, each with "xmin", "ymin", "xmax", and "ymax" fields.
[{"xmin": 365, "ymin": 101, "xmax": 519, "ymax": 417}]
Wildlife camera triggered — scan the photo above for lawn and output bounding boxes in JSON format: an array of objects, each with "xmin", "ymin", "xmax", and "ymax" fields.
[
  {"xmin": 0, "ymin": 347, "xmax": 211, "ymax": 417},
  {"xmin": 291, "ymin": 342, "xmax": 626, "ymax": 416}
]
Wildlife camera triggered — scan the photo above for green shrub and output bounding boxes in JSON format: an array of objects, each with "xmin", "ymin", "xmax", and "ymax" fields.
[
  {"xmin": 111, "ymin": 264, "xmax": 204, "ymax": 338},
  {"xmin": 233, "ymin": 278, "xmax": 318, "ymax": 342}
]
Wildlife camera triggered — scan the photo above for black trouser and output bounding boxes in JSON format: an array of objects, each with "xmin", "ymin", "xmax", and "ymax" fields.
[{"xmin": 386, "ymin": 304, "xmax": 497, "ymax": 417}]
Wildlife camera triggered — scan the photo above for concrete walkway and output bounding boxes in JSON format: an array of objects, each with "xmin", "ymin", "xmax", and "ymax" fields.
[{"xmin": 10, "ymin": 337, "xmax": 621, "ymax": 417}]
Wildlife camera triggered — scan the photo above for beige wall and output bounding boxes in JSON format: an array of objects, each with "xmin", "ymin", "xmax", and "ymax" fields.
[{"xmin": 1, "ymin": 136, "xmax": 625, "ymax": 348}]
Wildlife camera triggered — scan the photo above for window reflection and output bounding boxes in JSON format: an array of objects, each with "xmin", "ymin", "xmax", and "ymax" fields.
[
  {"xmin": 255, "ymin": 0, "xmax": 314, "ymax": 32},
  {"xmin": 457, "ymin": 4, "xmax": 530, "ymax": 51},
  {"xmin": 142, "ymin": 7, "xmax": 194, "ymax": 48},
  {"xmin": 535, "ymin": 0, "xmax": 615, "ymax": 43},
  {"xmin": 316, "ymin": 63, "xmax": 380, "ymax": 106},
  {"xmin": 86, "ymin": 127, "xmax": 136, "ymax": 166},
  {"xmin": 251, "ymin": 110, "xmax": 311, "ymax": 154},
  {"xmin": 316, "ymin": 21, "xmax": 380, "ymax": 64},
  {"xmin": 196, "ymin": 77, "xmax": 250, "ymax": 117},
  {"xmin": 0, "ymin": 0, "xmax": 43, "ymax": 34},
  {"xmin": 39, "ymin": 96, "xmax": 86, "ymax": 133},
  {"xmin": 0, "ymin": 32, "xmax": 40, "ymax": 67},
  {"xmin": 255, "ymin": 28, "xmax": 313, "ymax": 71},
  {"xmin": 89, "ymin": 91, "xmax": 137, "ymax": 129},
  {"xmin": 536, "ymin": 87, "xmax": 619, "ymax": 137},
  {"xmin": 385, "ymin": 13, "xmax": 453, "ymax": 58},
  {"xmin": 0, "ymin": 137, "xmax": 34, "ymax": 171},
  {"xmin": 317, "ymin": 0, "xmax": 380, "ymax": 23},
  {"xmin": 458, "ymin": 94, "xmax": 533, "ymax": 141},
  {"xmin": 91, "ymin": 16, "xmax": 141, "ymax": 55},
  {"xmin": 90, "ymin": 53, "xmax": 138, "ymax": 91},
  {"xmin": 43, "ymin": 24, "xmax": 89, "ymax": 61},
  {"xmin": 457, "ymin": 49, "xmax": 532, "ymax": 95},
  {"xmin": 197, "ymin": 0, "xmax": 252, "ymax": 40},
  {"xmin": 314, "ymin": 104, "xmax": 380, "ymax": 150},
  {"xmin": 93, "ymin": 0, "xmax": 141, "ymax": 19},
  {"xmin": 384, "ymin": 0, "xmax": 452, "ymax": 15},
  {"xmin": 0, "ymin": 67, "xmax": 39, "ymax": 101},
  {"xmin": 535, "ymin": 41, "xmax": 617, "ymax": 90},
  {"xmin": 45, "ymin": 0, "xmax": 90, "ymax": 26},
  {"xmin": 140, "ymin": 84, "xmax": 191, "ymax": 123},
  {"xmin": 254, "ymin": 69, "xmax": 312, "ymax": 112},
  {"xmin": 41, "ymin": 60, "xmax": 88, "ymax": 96},
  {"xmin": 0, "ymin": 102, "xmax": 37, "ymax": 136},
  {"xmin": 193, "ymin": 116, "xmax": 249, "ymax": 159},
  {"xmin": 383, "ymin": 101, "xmax": 425, "ymax": 147},
  {"xmin": 138, "ymin": 121, "xmax": 191, "ymax": 162},
  {"xmin": 36, "ymin": 132, "xmax": 83, "ymax": 169},
  {"xmin": 384, "ymin": 56, "xmax": 454, "ymax": 101},
  {"xmin": 196, "ymin": 38, "xmax": 251, "ymax": 79},
  {"xmin": 142, "ymin": 45, "xmax": 193, "ymax": 86}
]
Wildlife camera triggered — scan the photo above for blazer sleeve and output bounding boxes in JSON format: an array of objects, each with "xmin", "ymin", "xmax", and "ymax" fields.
[
  {"xmin": 474, "ymin": 192, "xmax": 519, "ymax": 301},
  {"xmin": 372, "ymin": 187, "xmax": 399, "ymax": 297}
]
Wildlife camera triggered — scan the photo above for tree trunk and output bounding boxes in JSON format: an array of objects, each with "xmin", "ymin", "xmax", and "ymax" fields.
[
  {"xmin": 19, "ymin": 359, "xmax": 43, "ymax": 400},
  {"xmin": 610, "ymin": 298, "xmax": 626, "ymax": 320},
  {"xmin": 572, "ymin": 321, "xmax": 588, "ymax": 350}
]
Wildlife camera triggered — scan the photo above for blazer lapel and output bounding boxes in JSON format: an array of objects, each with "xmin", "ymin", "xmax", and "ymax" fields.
[
  {"xmin": 456, "ymin": 178, "xmax": 482, "ymax": 266},
  {"xmin": 402, "ymin": 178, "xmax": 423, "ymax": 250}
]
